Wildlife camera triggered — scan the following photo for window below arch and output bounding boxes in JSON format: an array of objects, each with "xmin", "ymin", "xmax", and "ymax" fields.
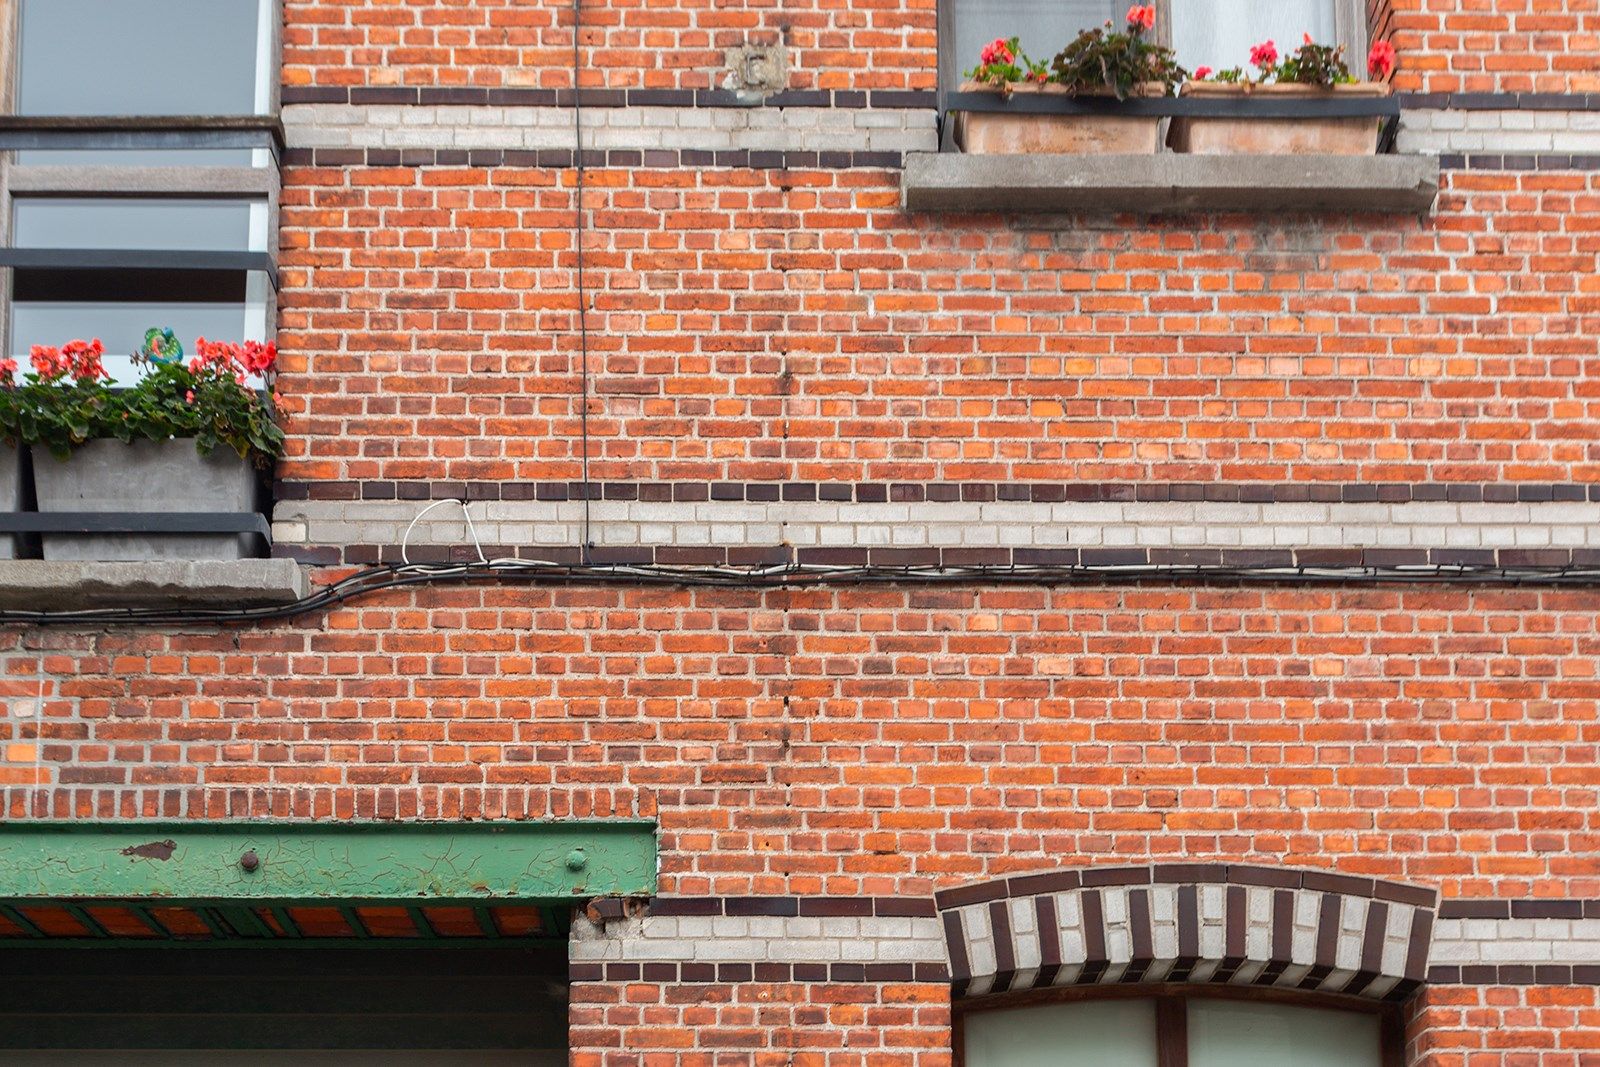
[{"xmin": 959, "ymin": 990, "xmax": 1401, "ymax": 1067}]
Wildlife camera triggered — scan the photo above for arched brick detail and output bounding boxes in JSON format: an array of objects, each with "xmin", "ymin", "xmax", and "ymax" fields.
[{"xmin": 935, "ymin": 865, "xmax": 1438, "ymax": 1003}]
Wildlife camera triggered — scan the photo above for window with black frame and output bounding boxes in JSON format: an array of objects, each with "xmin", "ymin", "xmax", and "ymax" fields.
[
  {"xmin": 940, "ymin": 0, "xmax": 1367, "ymax": 93},
  {"xmin": 959, "ymin": 992, "xmax": 1399, "ymax": 1067},
  {"xmin": 4, "ymin": 0, "xmax": 278, "ymax": 383}
]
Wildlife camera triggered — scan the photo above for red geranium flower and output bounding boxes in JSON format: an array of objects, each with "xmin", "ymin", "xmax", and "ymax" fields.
[
  {"xmin": 1368, "ymin": 39, "xmax": 1396, "ymax": 79},
  {"xmin": 1126, "ymin": 5, "xmax": 1155, "ymax": 32},
  {"xmin": 1193, "ymin": 66, "xmax": 1212, "ymax": 80},
  {"xmin": 979, "ymin": 37, "xmax": 1012, "ymax": 67},
  {"xmin": 1249, "ymin": 39, "xmax": 1278, "ymax": 68}
]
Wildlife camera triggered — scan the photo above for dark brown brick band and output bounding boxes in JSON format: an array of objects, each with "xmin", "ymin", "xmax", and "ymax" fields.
[
  {"xmin": 283, "ymin": 85, "xmax": 937, "ymax": 109},
  {"xmin": 276, "ymin": 479, "xmax": 1600, "ymax": 505},
  {"xmin": 1428, "ymin": 964, "xmax": 1600, "ymax": 986},
  {"xmin": 570, "ymin": 960, "xmax": 951, "ymax": 983},
  {"xmin": 283, "ymin": 147, "xmax": 905, "ymax": 170}
]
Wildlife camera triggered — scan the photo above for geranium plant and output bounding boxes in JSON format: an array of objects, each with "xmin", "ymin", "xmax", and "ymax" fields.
[
  {"xmin": 965, "ymin": 35, "xmax": 1051, "ymax": 90},
  {"xmin": 1193, "ymin": 35, "xmax": 1399, "ymax": 87},
  {"xmin": 0, "ymin": 335, "xmax": 285, "ymax": 465},
  {"xmin": 1051, "ymin": 5, "xmax": 1185, "ymax": 99}
]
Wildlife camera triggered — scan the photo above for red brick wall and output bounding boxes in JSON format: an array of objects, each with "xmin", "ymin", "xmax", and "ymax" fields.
[
  {"xmin": 281, "ymin": 0, "xmax": 940, "ymax": 92},
  {"xmin": 7, "ymin": 583, "xmax": 1598, "ymax": 899},
  {"xmin": 276, "ymin": 163, "xmax": 1600, "ymax": 488},
  {"xmin": 570, "ymin": 977, "xmax": 951, "ymax": 1067},
  {"xmin": 1388, "ymin": 0, "xmax": 1600, "ymax": 95},
  {"xmin": 1411, "ymin": 985, "xmax": 1600, "ymax": 1065}
]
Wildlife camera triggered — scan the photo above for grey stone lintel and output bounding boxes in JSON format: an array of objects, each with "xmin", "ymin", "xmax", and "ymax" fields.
[
  {"xmin": 0, "ymin": 559, "xmax": 309, "ymax": 609},
  {"xmin": 902, "ymin": 152, "xmax": 1441, "ymax": 215}
]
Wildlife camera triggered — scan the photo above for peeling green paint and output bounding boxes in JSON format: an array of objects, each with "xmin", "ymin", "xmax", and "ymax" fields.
[{"xmin": 0, "ymin": 822, "xmax": 657, "ymax": 902}]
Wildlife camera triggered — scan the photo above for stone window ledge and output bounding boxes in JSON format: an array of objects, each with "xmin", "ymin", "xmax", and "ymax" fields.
[
  {"xmin": 902, "ymin": 153, "xmax": 1440, "ymax": 215},
  {"xmin": 0, "ymin": 559, "xmax": 308, "ymax": 610}
]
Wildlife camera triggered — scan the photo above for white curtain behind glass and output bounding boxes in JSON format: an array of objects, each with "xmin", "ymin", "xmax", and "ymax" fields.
[
  {"xmin": 1171, "ymin": 0, "xmax": 1337, "ymax": 72},
  {"xmin": 963, "ymin": 999, "xmax": 1159, "ymax": 1067},
  {"xmin": 950, "ymin": 0, "xmax": 1117, "ymax": 87},
  {"xmin": 1187, "ymin": 1000, "xmax": 1382, "ymax": 1067}
]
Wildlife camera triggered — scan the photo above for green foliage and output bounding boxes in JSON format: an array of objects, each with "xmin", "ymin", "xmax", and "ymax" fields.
[
  {"xmin": 1050, "ymin": 19, "xmax": 1185, "ymax": 99},
  {"xmin": 1275, "ymin": 39, "xmax": 1355, "ymax": 88},
  {"xmin": 964, "ymin": 36, "xmax": 1051, "ymax": 89},
  {"xmin": 0, "ymin": 342, "xmax": 284, "ymax": 467}
]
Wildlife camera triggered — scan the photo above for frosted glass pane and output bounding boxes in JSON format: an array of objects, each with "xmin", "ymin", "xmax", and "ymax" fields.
[
  {"xmin": 949, "ymin": 0, "xmax": 1117, "ymax": 86},
  {"xmin": 963, "ymin": 1000, "xmax": 1158, "ymax": 1067},
  {"xmin": 1171, "ymin": 0, "xmax": 1338, "ymax": 71},
  {"xmin": 18, "ymin": 0, "xmax": 263, "ymax": 116},
  {"xmin": 14, "ymin": 201, "xmax": 258, "ymax": 253},
  {"xmin": 13, "ymin": 301, "xmax": 260, "ymax": 385},
  {"xmin": 1188, "ymin": 1000, "xmax": 1382, "ymax": 1067}
]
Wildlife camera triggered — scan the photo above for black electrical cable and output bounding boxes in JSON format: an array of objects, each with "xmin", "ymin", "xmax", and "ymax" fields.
[
  {"xmin": 572, "ymin": 0, "xmax": 594, "ymax": 565},
  {"xmin": 2, "ymin": 560, "xmax": 1597, "ymax": 627}
]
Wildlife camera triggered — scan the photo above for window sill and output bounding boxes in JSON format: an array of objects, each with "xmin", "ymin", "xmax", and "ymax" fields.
[
  {"xmin": 901, "ymin": 152, "xmax": 1440, "ymax": 215},
  {"xmin": 0, "ymin": 559, "xmax": 307, "ymax": 610}
]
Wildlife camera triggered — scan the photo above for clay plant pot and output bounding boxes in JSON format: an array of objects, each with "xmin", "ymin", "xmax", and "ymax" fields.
[
  {"xmin": 953, "ymin": 81, "xmax": 1165, "ymax": 155},
  {"xmin": 1168, "ymin": 81, "xmax": 1390, "ymax": 156}
]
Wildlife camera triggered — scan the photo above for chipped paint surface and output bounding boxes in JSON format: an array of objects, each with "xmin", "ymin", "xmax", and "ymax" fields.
[{"xmin": 0, "ymin": 822, "xmax": 657, "ymax": 902}]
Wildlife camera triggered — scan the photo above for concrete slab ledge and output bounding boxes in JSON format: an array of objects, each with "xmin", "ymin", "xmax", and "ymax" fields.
[
  {"xmin": 0, "ymin": 560, "xmax": 309, "ymax": 610},
  {"xmin": 902, "ymin": 152, "xmax": 1440, "ymax": 214}
]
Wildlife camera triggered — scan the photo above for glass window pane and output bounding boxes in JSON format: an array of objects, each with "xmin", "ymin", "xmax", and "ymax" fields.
[
  {"xmin": 963, "ymin": 999, "xmax": 1159, "ymax": 1067},
  {"xmin": 1171, "ymin": 0, "xmax": 1339, "ymax": 72},
  {"xmin": 13, "ymin": 288, "xmax": 268, "ymax": 385},
  {"xmin": 1188, "ymin": 1000, "xmax": 1382, "ymax": 1067},
  {"xmin": 948, "ymin": 0, "xmax": 1118, "ymax": 89},
  {"xmin": 18, "ymin": 0, "xmax": 266, "ymax": 117},
  {"xmin": 14, "ymin": 200, "xmax": 262, "ymax": 253}
]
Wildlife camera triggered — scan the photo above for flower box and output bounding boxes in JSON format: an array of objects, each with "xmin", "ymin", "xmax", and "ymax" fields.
[
  {"xmin": 32, "ymin": 439, "xmax": 261, "ymax": 561},
  {"xmin": 0, "ymin": 446, "xmax": 21, "ymax": 560},
  {"xmin": 1169, "ymin": 82, "xmax": 1391, "ymax": 156},
  {"xmin": 954, "ymin": 81, "xmax": 1164, "ymax": 155}
]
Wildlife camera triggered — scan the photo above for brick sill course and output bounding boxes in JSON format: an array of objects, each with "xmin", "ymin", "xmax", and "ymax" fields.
[
  {"xmin": 903, "ymin": 152, "xmax": 1441, "ymax": 214},
  {"xmin": 0, "ymin": 559, "xmax": 308, "ymax": 610}
]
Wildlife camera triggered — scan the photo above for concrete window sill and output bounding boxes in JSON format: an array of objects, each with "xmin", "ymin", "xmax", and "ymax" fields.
[
  {"xmin": 902, "ymin": 153, "xmax": 1440, "ymax": 214},
  {"xmin": 0, "ymin": 559, "xmax": 308, "ymax": 610}
]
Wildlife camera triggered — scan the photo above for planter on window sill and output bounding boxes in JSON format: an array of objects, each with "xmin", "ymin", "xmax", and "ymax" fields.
[
  {"xmin": 953, "ymin": 81, "xmax": 1165, "ymax": 155},
  {"xmin": 1168, "ymin": 81, "xmax": 1391, "ymax": 156},
  {"xmin": 31, "ymin": 439, "xmax": 261, "ymax": 561},
  {"xmin": 0, "ymin": 446, "xmax": 20, "ymax": 560}
]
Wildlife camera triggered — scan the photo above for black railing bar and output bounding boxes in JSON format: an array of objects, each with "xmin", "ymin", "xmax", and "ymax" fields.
[
  {"xmin": 0, "ymin": 131, "xmax": 280, "ymax": 156},
  {"xmin": 0, "ymin": 512, "xmax": 271, "ymax": 539},
  {"xmin": 0, "ymin": 249, "xmax": 278, "ymax": 288},
  {"xmin": 943, "ymin": 93, "xmax": 1400, "ymax": 118}
]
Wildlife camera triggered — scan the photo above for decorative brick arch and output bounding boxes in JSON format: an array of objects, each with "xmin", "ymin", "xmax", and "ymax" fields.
[{"xmin": 935, "ymin": 865, "xmax": 1438, "ymax": 1002}]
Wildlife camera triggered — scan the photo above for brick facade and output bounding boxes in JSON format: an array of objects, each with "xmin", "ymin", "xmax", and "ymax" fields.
[{"xmin": 6, "ymin": 0, "xmax": 1600, "ymax": 1062}]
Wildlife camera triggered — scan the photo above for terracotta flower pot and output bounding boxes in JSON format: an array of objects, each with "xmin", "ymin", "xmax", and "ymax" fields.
[
  {"xmin": 1168, "ymin": 81, "xmax": 1390, "ymax": 156},
  {"xmin": 953, "ymin": 80, "xmax": 1165, "ymax": 155}
]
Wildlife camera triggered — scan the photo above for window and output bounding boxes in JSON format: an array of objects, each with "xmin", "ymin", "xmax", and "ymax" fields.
[
  {"xmin": 0, "ymin": 1, "xmax": 280, "ymax": 382},
  {"xmin": 940, "ymin": 0, "xmax": 1366, "ymax": 93},
  {"xmin": 16, "ymin": 0, "xmax": 275, "ymax": 166},
  {"xmin": 1168, "ymin": 1, "xmax": 1366, "ymax": 78},
  {"xmin": 961, "ymin": 995, "xmax": 1393, "ymax": 1067},
  {"xmin": 9, "ymin": 199, "xmax": 271, "ymax": 382}
]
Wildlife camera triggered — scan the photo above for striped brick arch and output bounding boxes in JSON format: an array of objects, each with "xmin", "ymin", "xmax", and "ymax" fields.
[{"xmin": 935, "ymin": 865, "xmax": 1438, "ymax": 1003}]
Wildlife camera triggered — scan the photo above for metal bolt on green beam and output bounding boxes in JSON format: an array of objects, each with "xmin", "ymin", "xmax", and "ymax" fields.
[{"xmin": 0, "ymin": 822, "xmax": 657, "ymax": 903}]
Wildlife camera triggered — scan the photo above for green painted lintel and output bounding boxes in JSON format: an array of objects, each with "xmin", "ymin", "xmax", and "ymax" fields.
[{"xmin": 0, "ymin": 821, "xmax": 657, "ymax": 903}]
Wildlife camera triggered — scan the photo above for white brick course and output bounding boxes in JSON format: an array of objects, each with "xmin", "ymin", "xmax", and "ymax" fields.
[
  {"xmin": 284, "ymin": 103, "xmax": 939, "ymax": 155},
  {"xmin": 274, "ymin": 497, "xmax": 1600, "ymax": 556}
]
